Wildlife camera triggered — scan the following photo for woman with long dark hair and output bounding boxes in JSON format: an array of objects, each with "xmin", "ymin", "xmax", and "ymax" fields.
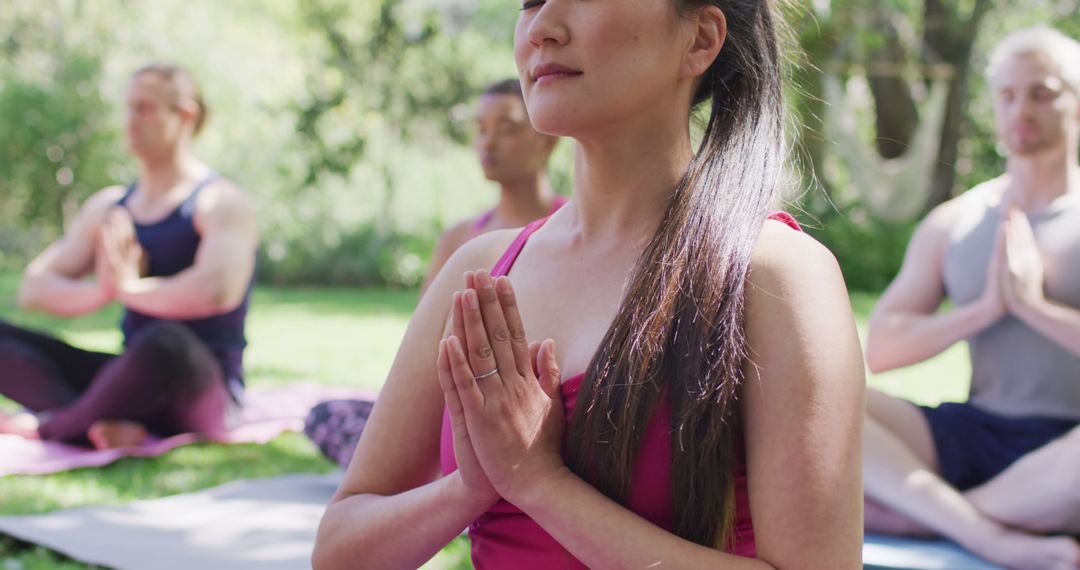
[{"xmin": 314, "ymin": 0, "xmax": 864, "ymax": 567}]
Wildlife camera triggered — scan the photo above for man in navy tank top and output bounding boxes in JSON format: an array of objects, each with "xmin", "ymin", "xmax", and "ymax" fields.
[
  {"xmin": 0, "ymin": 64, "xmax": 257, "ymax": 450},
  {"xmin": 862, "ymin": 27, "xmax": 1080, "ymax": 567}
]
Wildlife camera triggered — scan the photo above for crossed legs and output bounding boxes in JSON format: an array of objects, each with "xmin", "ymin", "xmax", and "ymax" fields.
[
  {"xmin": 863, "ymin": 388, "xmax": 1080, "ymax": 569},
  {"xmin": 0, "ymin": 321, "xmax": 231, "ymax": 445}
]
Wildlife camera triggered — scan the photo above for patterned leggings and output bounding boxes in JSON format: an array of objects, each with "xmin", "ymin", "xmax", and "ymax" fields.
[{"xmin": 304, "ymin": 399, "xmax": 374, "ymax": 467}]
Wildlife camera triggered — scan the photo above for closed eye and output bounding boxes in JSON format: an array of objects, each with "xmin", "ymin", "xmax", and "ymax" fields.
[{"xmin": 521, "ymin": 0, "xmax": 545, "ymax": 10}]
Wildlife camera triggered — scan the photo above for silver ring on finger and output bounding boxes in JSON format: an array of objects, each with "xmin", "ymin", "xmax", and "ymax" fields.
[{"xmin": 475, "ymin": 367, "xmax": 499, "ymax": 380}]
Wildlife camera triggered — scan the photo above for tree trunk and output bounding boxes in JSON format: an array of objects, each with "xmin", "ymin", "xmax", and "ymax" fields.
[
  {"xmin": 867, "ymin": 10, "xmax": 919, "ymax": 159},
  {"xmin": 920, "ymin": 0, "xmax": 994, "ymax": 214}
]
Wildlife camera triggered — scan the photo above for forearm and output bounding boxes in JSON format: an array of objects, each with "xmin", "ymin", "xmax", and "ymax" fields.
[
  {"xmin": 866, "ymin": 299, "xmax": 995, "ymax": 373},
  {"xmin": 513, "ymin": 466, "xmax": 772, "ymax": 570},
  {"xmin": 313, "ymin": 472, "xmax": 490, "ymax": 570},
  {"xmin": 117, "ymin": 269, "xmax": 245, "ymax": 320},
  {"xmin": 17, "ymin": 273, "xmax": 110, "ymax": 317},
  {"xmin": 1015, "ymin": 297, "xmax": 1080, "ymax": 357}
]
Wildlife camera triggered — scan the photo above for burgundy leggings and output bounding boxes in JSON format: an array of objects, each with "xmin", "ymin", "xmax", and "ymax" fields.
[{"xmin": 0, "ymin": 320, "xmax": 231, "ymax": 443}]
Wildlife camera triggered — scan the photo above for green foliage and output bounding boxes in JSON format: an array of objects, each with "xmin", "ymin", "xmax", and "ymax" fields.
[
  {"xmin": 257, "ymin": 222, "xmax": 433, "ymax": 287},
  {"xmin": 802, "ymin": 209, "xmax": 917, "ymax": 292},
  {"xmin": 0, "ymin": 53, "xmax": 123, "ymax": 265},
  {"xmin": 2, "ymin": 1, "xmax": 1080, "ymax": 290}
]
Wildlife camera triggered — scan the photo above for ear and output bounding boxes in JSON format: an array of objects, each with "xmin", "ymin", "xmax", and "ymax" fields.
[
  {"xmin": 176, "ymin": 101, "xmax": 200, "ymax": 128},
  {"xmin": 681, "ymin": 6, "xmax": 727, "ymax": 80}
]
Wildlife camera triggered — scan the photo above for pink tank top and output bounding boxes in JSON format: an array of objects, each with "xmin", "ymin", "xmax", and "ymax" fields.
[{"xmin": 440, "ymin": 211, "xmax": 801, "ymax": 568}]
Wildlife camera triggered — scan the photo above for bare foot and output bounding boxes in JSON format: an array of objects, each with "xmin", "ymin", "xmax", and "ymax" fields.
[
  {"xmin": 87, "ymin": 419, "xmax": 148, "ymax": 450},
  {"xmin": 865, "ymin": 497, "xmax": 936, "ymax": 537},
  {"xmin": 975, "ymin": 529, "xmax": 1080, "ymax": 570},
  {"xmin": 0, "ymin": 411, "xmax": 41, "ymax": 439}
]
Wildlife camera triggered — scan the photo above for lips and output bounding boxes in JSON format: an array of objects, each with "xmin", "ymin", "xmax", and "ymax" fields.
[
  {"xmin": 531, "ymin": 62, "xmax": 582, "ymax": 84},
  {"xmin": 1013, "ymin": 124, "xmax": 1039, "ymax": 138}
]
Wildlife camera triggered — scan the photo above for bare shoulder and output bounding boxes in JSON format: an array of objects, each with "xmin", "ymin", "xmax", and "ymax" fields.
[
  {"xmin": 192, "ymin": 178, "xmax": 256, "ymax": 236},
  {"xmin": 77, "ymin": 185, "xmax": 129, "ymax": 228},
  {"xmin": 887, "ymin": 177, "xmax": 1004, "ymax": 267},
  {"xmin": 195, "ymin": 178, "xmax": 253, "ymax": 212},
  {"xmin": 435, "ymin": 218, "xmax": 480, "ymax": 257},
  {"xmin": 922, "ymin": 177, "xmax": 1004, "ymax": 233},
  {"xmin": 748, "ymin": 219, "xmax": 844, "ymax": 300},
  {"xmin": 419, "ymin": 228, "xmax": 520, "ymax": 315},
  {"xmin": 745, "ymin": 220, "xmax": 856, "ymax": 350},
  {"xmin": 435, "ymin": 228, "xmax": 520, "ymax": 284}
]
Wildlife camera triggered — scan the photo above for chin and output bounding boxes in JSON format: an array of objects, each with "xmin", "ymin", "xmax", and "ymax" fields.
[
  {"xmin": 524, "ymin": 93, "xmax": 584, "ymax": 137},
  {"xmin": 1007, "ymin": 140, "xmax": 1058, "ymax": 157},
  {"xmin": 527, "ymin": 110, "xmax": 580, "ymax": 139}
]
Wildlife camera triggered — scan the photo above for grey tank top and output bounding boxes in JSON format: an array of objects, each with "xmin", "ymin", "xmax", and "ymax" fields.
[{"xmin": 942, "ymin": 191, "xmax": 1080, "ymax": 420}]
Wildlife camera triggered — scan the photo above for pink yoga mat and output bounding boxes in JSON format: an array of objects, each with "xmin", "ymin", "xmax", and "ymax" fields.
[{"xmin": 0, "ymin": 384, "xmax": 375, "ymax": 477}]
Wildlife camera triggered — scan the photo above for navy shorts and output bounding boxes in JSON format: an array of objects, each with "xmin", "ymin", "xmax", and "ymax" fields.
[{"xmin": 920, "ymin": 402, "xmax": 1078, "ymax": 491}]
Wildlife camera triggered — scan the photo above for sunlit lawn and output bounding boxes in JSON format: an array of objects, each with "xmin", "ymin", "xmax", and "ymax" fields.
[{"xmin": 0, "ymin": 273, "xmax": 968, "ymax": 568}]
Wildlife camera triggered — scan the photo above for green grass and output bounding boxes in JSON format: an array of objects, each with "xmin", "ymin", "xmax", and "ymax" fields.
[
  {"xmin": 0, "ymin": 276, "xmax": 969, "ymax": 569},
  {"xmin": 0, "ymin": 273, "xmax": 472, "ymax": 569}
]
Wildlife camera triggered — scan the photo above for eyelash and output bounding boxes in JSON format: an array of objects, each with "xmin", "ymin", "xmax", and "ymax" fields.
[{"xmin": 521, "ymin": 0, "xmax": 544, "ymax": 10}]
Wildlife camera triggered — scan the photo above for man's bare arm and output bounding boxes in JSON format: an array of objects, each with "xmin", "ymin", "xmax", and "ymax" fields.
[
  {"xmin": 866, "ymin": 200, "xmax": 1004, "ymax": 373},
  {"xmin": 17, "ymin": 187, "xmax": 125, "ymax": 317},
  {"xmin": 115, "ymin": 182, "xmax": 258, "ymax": 320}
]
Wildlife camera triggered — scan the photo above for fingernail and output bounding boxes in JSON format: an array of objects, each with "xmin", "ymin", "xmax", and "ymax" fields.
[
  {"xmin": 477, "ymin": 271, "xmax": 491, "ymax": 288},
  {"xmin": 496, "ymin": 277, "xmax": 510, "ymax": 295},
  {"xmin": 466, "ymin": 289, "xmax": 480, "ymax": 309}
]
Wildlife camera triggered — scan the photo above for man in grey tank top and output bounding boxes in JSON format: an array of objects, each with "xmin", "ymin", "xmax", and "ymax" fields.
[{"xmin": 861, "ymin": 26, "xmax": 1080, "ymax": 568}]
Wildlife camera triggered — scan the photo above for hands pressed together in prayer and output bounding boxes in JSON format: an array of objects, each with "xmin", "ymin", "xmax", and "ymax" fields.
[
  {"xmin": 980, "ymin": 207, "xmax": 1047, "ymax": 323},
  {"xmin": 438, "ymin": 269, "xmax": 568, "ymax": 509},
  {"xmin": 96, "ymin": 208, "xmax": 148, "ymax": 300}
]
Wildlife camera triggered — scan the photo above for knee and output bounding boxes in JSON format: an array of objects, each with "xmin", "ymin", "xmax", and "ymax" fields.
[{"xmin": 1049, "ymin": 437, "xmax": 1080, "ymax": 498}]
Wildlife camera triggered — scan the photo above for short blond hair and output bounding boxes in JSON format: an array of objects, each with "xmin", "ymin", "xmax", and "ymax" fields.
[
  {"xmin": 986, "ymin": 26, "xmax": 1080, "ymax": 93},
  {"xmin": 132, "ymin": 63, "xmax": 208, "ymax": 136}
]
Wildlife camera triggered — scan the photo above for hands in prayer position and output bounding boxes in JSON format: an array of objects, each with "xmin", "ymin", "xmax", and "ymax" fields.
[
  {"xmin": 96, "ymin": 208, "xmax": 148, "ymax": 301},
  {"xmin": 438, "ymin": 270, "xmax": 566, "ymax": 508}
]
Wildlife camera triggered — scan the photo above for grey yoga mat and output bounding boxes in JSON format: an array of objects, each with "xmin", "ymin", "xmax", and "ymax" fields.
[
  {"xmin": 864, "ymin": 533, "xmax": 1004, "ymax": 569},
  {"xmin": 1, "ymin": 476, "xmax": 1007, "ymax": 569},
  {"xmin": 0, "ymin": 473, "xmax": 342, "ymax": 570}
]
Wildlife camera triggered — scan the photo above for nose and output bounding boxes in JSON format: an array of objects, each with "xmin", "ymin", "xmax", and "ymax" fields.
[
  {"xmin": 526, "ymin": 2, "xmax": 569, "ymax": 48},
  {"xmin": 1015, "ymin": 91, "xmax": 1042, "ymax": 118},
  {"xmin": 476, "ymin": 131, "xmax": 495, "ymax": 152}
]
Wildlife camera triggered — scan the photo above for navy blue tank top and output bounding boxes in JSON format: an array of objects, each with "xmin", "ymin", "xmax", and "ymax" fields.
[{"xmin": 117, "ymin": 175, "xmax": 251, "ymax": 402}]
